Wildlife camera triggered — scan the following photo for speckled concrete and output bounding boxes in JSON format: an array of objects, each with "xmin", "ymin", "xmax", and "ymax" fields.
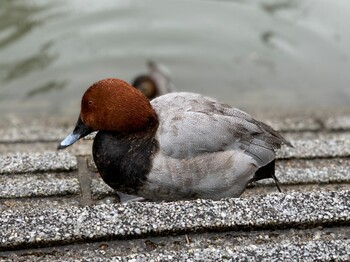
[
  {"xmin": 244, "ymin": 183, "xmax": 350, "ymax": 197},
  {"xmin": 264, "ymin": 116, "xmax": 322, "ymax": 132},
  {"xmin": 268, "ymin": 158, "xmax": 350, "ymax": 185},
  {"xmin": 0, "ymin": 126, "xmax": 71, "ymax": 143},
  {"xmin": 1, "ymin": 239, "xmax": 348, "ymax": 261},
  {"xmin": 110, "ymin": 240, "xmax": 350, "ymax": 261},
  {"xmin": 0, "ymin": 152, "xmax": 77, "ymax": 174},
  {"xmin": 0, "ymin": 190, "xmax": 348, "ymax": 250},
  {"xmin": 1, "ymin": 113, "xmax": 349, "ymax": 260},
  {"xmin": 0, "ymin": 141, "xmax": 92, "ymax": 155},
  {"xmin": 1, "ymin": 225, "xmax": 349, "ymax": 261},
  {"xmin": 283, "ymin": 131, "xmax": 350, "ymax": 141},
  {"xmin": 278, "ymin": 139, "xmax": 350, "ymax": 158},
  {"xmin": 0, "ymin": 173, "xmax": 80, "ymax": 198},
  {"xmin": 0, "ymin": 197, "xmax": 80, "ymax": 212},
  {"xmin": 324, "ymin": 115, "xmax": 350, "ymax": 131}
]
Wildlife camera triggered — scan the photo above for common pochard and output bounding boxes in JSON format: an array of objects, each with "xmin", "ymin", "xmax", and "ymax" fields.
[
  {"xmin": 58, "ymin": 78, "xmax": 291, "ymax": 201},
  {"xmin": 132, "ymin": 61, "xmax": 175, "ymax": 99}
]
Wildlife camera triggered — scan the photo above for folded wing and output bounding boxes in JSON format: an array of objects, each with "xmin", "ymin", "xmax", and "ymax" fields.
[{"xmin": 151, "ymin": 92, "xmax": 289, "ymax": 168}]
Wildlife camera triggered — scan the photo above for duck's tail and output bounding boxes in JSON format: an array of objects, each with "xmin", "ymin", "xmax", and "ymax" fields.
[
  {"xmin": 258, "ymin": 121, "xmax": 294, "ymax": 148},
  {"xmin": 251, "ymin": 159, "xmax": 282, "ymax": 192}
]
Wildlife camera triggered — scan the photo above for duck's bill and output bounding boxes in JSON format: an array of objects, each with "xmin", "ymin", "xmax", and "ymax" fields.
[
  {"xmin": 58, "ymin": 132, "xmax": 81, "ymax": 149},
  {"xmin": 58, "ymin": 118, "xmax": 93, "ymax": 149}
]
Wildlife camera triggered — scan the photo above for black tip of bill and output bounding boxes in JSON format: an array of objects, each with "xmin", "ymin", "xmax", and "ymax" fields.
[
  {"xmin": 57, "ymin": 132, "xmax": 80, "ymax": 150},
  {"xmin": 57, "ymin": 144, "xmax": 68, "ymax": 150}
]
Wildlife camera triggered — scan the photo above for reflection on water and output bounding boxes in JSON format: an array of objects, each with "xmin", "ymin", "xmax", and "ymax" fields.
[
  {"xmin": 261, "ymin": 0, "xmax": 296, "ymax": 14},
  {"xmin": 261, "ymin": 31, "xmax": 274, "ymax": 46},
  {"xmin": 26, "ymin": 80, "xmax": 67, "ymax": 98},
  {"xmin": 0, "ymin": 0, "xmax": 51, "ymax": 48},
  {"xmin": 0, "ymin": 0, "xmax": 349, "ymax": 116},
  {"xmin": 4, "ymin": 41, "xmax": 57, "ymax": 82}
]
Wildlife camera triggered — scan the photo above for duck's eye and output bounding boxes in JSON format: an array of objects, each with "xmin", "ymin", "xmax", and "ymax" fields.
[{"xmin": 88, "ymin": 101, "xmax": 93, "ymax": 106}]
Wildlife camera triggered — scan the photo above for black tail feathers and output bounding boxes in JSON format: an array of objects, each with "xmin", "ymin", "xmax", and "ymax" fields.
[{"xmin": 251, "ymin": 159, "xmax": 282, "ymax": 192}]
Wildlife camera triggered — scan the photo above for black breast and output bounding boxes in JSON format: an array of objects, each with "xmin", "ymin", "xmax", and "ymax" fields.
[{"xmin": 92, "ymin": 131, "xmax": 158, "ymax": 194}]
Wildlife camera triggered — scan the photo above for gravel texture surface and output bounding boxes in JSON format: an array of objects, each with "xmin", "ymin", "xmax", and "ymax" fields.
[
  {"xmin": 0, "ymin": 173, "xmax": 80, "ymax": 198},
  {"xmin": 0, "ymin": 126, "xmax": 71, "ymax": 143},
  {"xmin": 1, "ymin": 113, "xmax": 349, "ymax": 260},
  {"xmin": 283, "ymin": 131, "xmax": 350, "ymax": 141},
  {"xmin": 109, "ymin": 240, "xmax": 350, "ymax": 261},
  {"xmin": 324, "ymin": 115, "xmax": 350, "ymax": 131},
  {"xmin": 0, "ymin": 190, "xmax": 348, "ymax": 250},
  {"xmin": 264, "ymin": 117, "xmax": 322, "ymax": 132},
  {"xmin": 3, "ymin": 227, "xmax": 349, "ymax": 261},
  {"xmin": 267, "ymin": 158, "xmax": 350, "ymax": 185},
  {"xmin": 0, "ymin": 152, "xmax": 77, "ymax": 174},
  {"xmin": 1, "ymin": 239, "xmax": 348, "ymax": 261},
  {"xmin": 244, "ymin": 184, "xmax": 350, "ymax": 198},
  {"xmin": 278, "ymin": 139, "xmax": 350, "ymax": 158},
  {"xmin": 0, "ymin": 198, "xmax": 80, "ymax": 212},
  {"xmin": 0, "ymin": 141, "xmax": 92, "ymax": 155}
]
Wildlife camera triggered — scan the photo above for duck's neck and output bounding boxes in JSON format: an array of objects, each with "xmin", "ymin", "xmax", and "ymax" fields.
[{"xmin": 92, "ymin": 129, "xmax": 159, "ymax": 194}]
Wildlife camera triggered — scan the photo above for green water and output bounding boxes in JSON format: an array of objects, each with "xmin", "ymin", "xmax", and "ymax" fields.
[{"xmin": 0, "ymin": 0, "xmax": 349, "ymax": 116}]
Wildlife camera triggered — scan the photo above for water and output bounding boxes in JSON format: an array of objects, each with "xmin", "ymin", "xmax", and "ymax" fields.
[{"xmin": 1, "ymin": 0, "xmax": 349, "ymax": 117}]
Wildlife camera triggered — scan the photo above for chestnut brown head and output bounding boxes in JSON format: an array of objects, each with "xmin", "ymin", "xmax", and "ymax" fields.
[{"xmin": 58, "ymin": 78, "xmax": 158, "ymax": 149}]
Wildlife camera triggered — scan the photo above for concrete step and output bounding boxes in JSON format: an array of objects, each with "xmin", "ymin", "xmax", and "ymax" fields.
[
  {"xmin": 0, "ymin": 113, "xmax": 349, "ymax": 261},
  {"xmin": 103, "ymin": 240, "xmax": 350, "ymax": 261},
  {"xmin": 1, "ymin": 238, "xmax": 349, "ymax": 261},
  {"xmin": 0, "ymin": 191, "xmax": 348, "ymax": 251},
  {"xmin": 0, "ymin": 173, "xmax": 80, "ymax": 199},
  {"xmin": 0, "ymin": 152, "xmax": 77, "ymax": 174}
]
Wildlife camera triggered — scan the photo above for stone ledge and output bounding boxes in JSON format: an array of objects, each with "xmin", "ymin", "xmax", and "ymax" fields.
[
  {"xmin": 0, "ymin": 141, "xmax": 92, "ymax": 155},
  {"xmin": 324, "ymin": 115, "xmax": 350, "ymax": 131},
  {"xmin": 0, "ymin": 152, "xmax": 77, "ymax": 174},
  {"xmin": 0, "ymin": 198, "xmax": 80, "ymax": 212},
  {"xmin": 0, "ymin": 127, "xmax": 71, "ymax": 143},
  {"xmin": 2, "ymin": 239, "xmax": 348, "ymax": 261},
  {"xmin": 278, "ymin": 139, "xmax": 350, "ymax": 159},
  {"xmin": 264, "ymin": 117, "xmax": 322, "ymax": 132},
  {"xmin": 0, "ymin": 113, "xmax": 349, "ymax": 259},
  {"xmin": 0, "ymin": 190, "xmax": 348, "ymax": 250},
  {"xmin": 114, "ymin": 240, "xmax": 350, "ymax": 262},
  {"xmin": 1, "ymin": 226, "xmax": 349, "ymax": 261},
  {"xmin": 267, "ymin": 158, "xmax": 350, "ymax": 185},
  {"xmin": 0, "ymin": 174, "xmax": 80, "ymax": 198},
  {"xmin": 283, "ymin": 131, "xmax": 350, "ymax": 141}
]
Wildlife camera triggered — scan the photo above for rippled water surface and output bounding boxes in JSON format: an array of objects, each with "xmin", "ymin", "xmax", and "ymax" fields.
[{"xmin": 1, "ymin": 0, "xmax": 349, "ymax": 116}]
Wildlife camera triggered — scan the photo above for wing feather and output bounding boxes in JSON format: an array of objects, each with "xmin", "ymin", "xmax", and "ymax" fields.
[{"xmin": 151, "ymin": 92, "xmax": 289, "ymax": 167}]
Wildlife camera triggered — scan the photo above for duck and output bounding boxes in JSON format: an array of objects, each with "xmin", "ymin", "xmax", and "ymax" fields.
[
  {"xmin": 58, "ymin": 78, "xmax": 291, "ymax": 201},
  {"xmin": 131, "ymin": 61, "xmax": 175, "ymax": 99}
]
